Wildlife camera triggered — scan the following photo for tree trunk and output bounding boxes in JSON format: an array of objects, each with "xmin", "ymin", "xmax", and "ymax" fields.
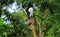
[
  {"xmin": 39, "ymin": 21, "xmax": 45, "ymax": 37},
  {"xmin": 0, "ymin": 2, "xmax": 2, "ymax": 17},
  {"xmin": 29, "ymin": 17, "xmax": 37, "ymax": 37},
  {"xmin": 39, "ymin": 8, "xmax": 49, "ymax": 37},
  {"xmin": 50, "ymin": 0, "xmax": 53, "ymax": 3},
  {"xmin": 39, "ymin": 0, "xmax": 54, "ymax": 37}
]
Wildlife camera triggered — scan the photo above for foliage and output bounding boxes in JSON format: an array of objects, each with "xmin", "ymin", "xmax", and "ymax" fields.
[
  {"xmin": 0, "ymin": 0, "xmax": 60, "ymax": 37},
  {"xmin": 0, "ymin": 18, "xmax": 14, "ymax": 37}
]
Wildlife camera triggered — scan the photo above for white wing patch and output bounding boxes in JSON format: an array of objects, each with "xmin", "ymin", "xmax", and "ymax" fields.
[{"xmin": 28, "ymin": 7, "xmax": 33, "ymax": 17}]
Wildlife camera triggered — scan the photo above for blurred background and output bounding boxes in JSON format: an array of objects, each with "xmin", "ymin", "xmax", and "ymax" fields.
[{"xmin": 0, "ymin": 0, "xmax": 60, "ymax": 37}]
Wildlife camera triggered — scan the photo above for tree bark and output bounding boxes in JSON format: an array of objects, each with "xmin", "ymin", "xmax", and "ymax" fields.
[
  {"xmin": 29, "ymin": 17, "xmax": 37, "ymax": 37},
  {"xmin": 39, "ymin": 0, "xmax": 54, "ymax": 37},
  {"xmin": 50, "ymin": 0, "xmax": 53, "ymax": 3},
  {"xmin": 39, "ymin": 8, "xmax": 49, "ymax": 37}
]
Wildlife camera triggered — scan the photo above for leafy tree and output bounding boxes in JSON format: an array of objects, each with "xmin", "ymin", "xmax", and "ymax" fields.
[
  {"xmin": 0, "ymin": 0, "xmax": 14, "ymax": 17},
  {"xmin": 0, "ymin": 0, "xmax": 60, "ymax": 37}
]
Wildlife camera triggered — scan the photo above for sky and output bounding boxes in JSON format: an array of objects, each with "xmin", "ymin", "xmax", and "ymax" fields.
[
  {"xmin": 2, "ymin": 1, "xmax": 23, "ymax": 24},
  {"xmin": 2, "ymin": 1, "xmax": 39, "ymax": 24},
  {"xmin": 3, "ymin": 1, "xmax": 23, "ymax": 14}
]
